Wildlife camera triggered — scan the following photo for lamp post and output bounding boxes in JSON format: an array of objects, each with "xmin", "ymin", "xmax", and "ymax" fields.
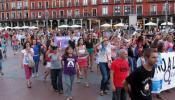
[
  {"xmin": 45, "ymin": 6, "xmax": 49, "ymax": 30},
  {"xmin": 165, "ymin": 0, "xmax": 168, "ymax": 28}
]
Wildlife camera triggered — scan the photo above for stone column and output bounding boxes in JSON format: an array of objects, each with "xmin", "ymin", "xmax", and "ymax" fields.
[
  {"xmin": 80, "ymin": 19, "xmax": 83, "ymax": 28},
  {"xmin": 64, "ymin": 19, "xmax": 68, "ymax": 25},
  {"xmin": 143, "ymin": 18, "xmax": 146, "ymax": 30},
  {"xmin": 30, "ymin": 22, "xmax": 32, "ymax": 26},
  {"xmin": 57, "ymin": 20, "xmax": 60, "ymax": 27},
  {"xmin": 170, "ymin": 17, "xmax": 173, "ymax": 23},
  {"xmin": 50, "ymin": 20, "xmax": 53, "ymax": 29},
  {"xmin": 43, "ymin": 20, "xmax": 46, "ymax": 27},
  {"xmin": 36, "ymin": 20, "xmax": 39, "ymax": 27},
  {"xmin": 89, "ymin": 19, "xmax": 92, "ymax": 30},
  {"xmin": 17, "ymin": 22, "xmax": 19, "ymax": 26},
  {"xmin": 120, "ymin": 18, "xmax": 123, "ymax": 23},
  {"xmin": 98, "ymin": 20, "xmax": 101, "ymax": 29},
  {"xmin": 156, "ymin": 18, "xmax": 159, "ymax": 28},
  {"xmin": 110, "ymin": 19, "xmax": 113, "ymax": 28},
  {"xmin": 11, "ymin": 22, "xmax": 13, "ymax": 27},
  {"xmin": 23, "ymin": 22, "xmax": 25, "ymax": 26},
  {"xmin": 72, "ymin": 19, "xmax": 75, "ymax": 25}
]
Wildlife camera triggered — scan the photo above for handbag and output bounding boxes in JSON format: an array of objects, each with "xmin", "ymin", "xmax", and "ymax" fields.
[{"xmin": 28, "ymin": 54, "xmax": 35, "ymax": 68}]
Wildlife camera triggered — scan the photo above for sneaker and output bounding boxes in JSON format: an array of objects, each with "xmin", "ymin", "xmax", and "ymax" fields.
[
  {"xmin": 99, "ymin": 91, "xmax": 104, "ymax": 96},
  {"xmin": 36, "ymin": 73, "xmax": 39, "ymax": 77},
  {"xmin": 85, "ymin": 82, "xmax": 89, "ymax": 87},
  {"xmin": 69, "ymin": 97, "xmax": 73, "ymax": 100},
  {"xmin": 32, "ymin": 74, "xmax": 35, "ymax": 78},
  {"xmin": 0, "ymin": 72, "xmax": 4, "ymax": 76}
]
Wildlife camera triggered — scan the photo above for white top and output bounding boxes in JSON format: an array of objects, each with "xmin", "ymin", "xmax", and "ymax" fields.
[
  {"xmin": 97, "ymin": 43, "xmax": 112, "ymax": 63},
  {"xmin": 21, "ymin": 48, "xmax": 34, "ymax": 65}
]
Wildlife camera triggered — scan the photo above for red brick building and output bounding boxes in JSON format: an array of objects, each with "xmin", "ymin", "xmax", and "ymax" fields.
[{"xmin": 0, "ymin": 0, "xmax": 174, "ymax": 29}]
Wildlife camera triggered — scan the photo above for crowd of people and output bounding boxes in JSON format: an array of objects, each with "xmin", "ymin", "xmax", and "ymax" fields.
[{"xmin": 0, "ymin": 27, "xmax": 175, "ymax": 100}]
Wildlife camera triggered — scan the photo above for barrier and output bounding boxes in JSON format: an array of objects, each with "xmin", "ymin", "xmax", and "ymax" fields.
[{"xmin": 152, "ymin": 52, "xmax": 175, "ymax": 93}]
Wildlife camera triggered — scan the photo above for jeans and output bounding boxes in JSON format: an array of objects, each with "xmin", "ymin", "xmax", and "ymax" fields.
[
  {"xmin": 51, "ymin": 69, "xmax": 63, "ymax": 91},
  {"xmin": 128, "ymin": 57, "xmax": 136, "ymax": 72},
  {"xmin": 63, "ymin": 74, "xmax": 75, "ymax": 97},
  {"xmin": 112, "ymin": 88, "xmax": 127, "ymax": 100},
  {"xmin": 99, "ymin": 62, "xmax": 110, "ymax": 91},
  {"xmin": 0, "ymin": 60, "xmax": 2, "ymax": 71},
  {"xmin": 32, "ymin": 61, "xmax": 39, "ymax": 74}
]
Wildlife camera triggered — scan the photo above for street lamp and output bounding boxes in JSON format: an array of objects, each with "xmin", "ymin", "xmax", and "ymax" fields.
[
  {"xmin": 165, "ymin": 0, "xmax": 169, "ymax": 28},
  {"xmin": 45, "ymin": 7, "xmax": 49, "ymax": 30}
]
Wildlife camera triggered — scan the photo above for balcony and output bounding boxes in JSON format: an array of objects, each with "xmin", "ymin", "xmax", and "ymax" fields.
[
  {"xmin": 124, "ymin": 0, "xmax": 131, "ymax": 4},
  {"xmin": 150, "ymin": 11, "xmax": 157, "ymax": 15},
  {"xmin": 67, "ymin": 2, "xmax": 72, "ymax": 7},
  {"xmin": 114, "ymin": 0, "xmax": 121, "ymax": 4},
  {"xmin": 114, "ymin": 12, "xmax": 121, "ymax": 16},
  {"xmin": 75, "ymin": 2, "xmax": 79, "ymax": 6}
]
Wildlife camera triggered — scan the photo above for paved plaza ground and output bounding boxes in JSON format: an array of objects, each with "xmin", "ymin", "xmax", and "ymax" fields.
[{"xmin": 0, "ymin": 45, "xmax": 175, "ymax": 100}]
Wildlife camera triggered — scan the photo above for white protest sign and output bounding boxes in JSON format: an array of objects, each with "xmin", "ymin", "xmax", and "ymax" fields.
[{"xmin": 152, "ymin": 52, "xmax": 175, "ymax": 93}]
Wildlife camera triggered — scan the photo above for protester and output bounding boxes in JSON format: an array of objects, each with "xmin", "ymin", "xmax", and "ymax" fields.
[
  {"xmin": 96, "ymin": 37, "xmax": 112, "ymax": 96},
  {"xmin": 62, "ymin": 46, "xmax": 80, "ymax": 100},
  {"xmin": 111, "ymin": 49, "xmax": 129, "ymax": 100},
  {"xmin": 21, "ymin": 41, "xmax": 34, "ymax": 88},
  {"xmin": 49, "ymin": 46, "xmax": 63, "ymax": 93},
  {"xmin": 124, "ymin": 48, "xmax": 158, "ymax": 100},
  {"xmin": 76, "ymin": 38, "xmax": 89, "ymax": 86},
  {"xmin": 0, "ymin": 44, "xmax": 3, "ymax": 76}
]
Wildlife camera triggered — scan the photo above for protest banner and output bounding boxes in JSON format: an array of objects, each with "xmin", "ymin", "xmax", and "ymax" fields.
[
  {"xmin": 54, "ymin": 36, "xmax": 79, "ymax": 49},
  {"xmin": 152, "ymin": 52, "xmax": 175, "ymax": 93}
]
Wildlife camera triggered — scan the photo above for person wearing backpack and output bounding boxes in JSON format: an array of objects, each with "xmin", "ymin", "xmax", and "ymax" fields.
[
  {"xmin": 0, "ymin": 44, "xmax": 3, "ymax": 76},
  {"xmin": 49, "ymin": 46, "xmax": 63, "ymax": 94}
]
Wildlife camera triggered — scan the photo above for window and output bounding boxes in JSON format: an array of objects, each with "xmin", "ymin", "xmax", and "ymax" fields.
[
  {"xmin": 52, "ymin": 11, "xmax": 56, "ymax": 18},
  {"xmin": 136, "ymin": 0, "xmax": 142, "ymax": 3},
  {"xmin": 124, "ymin": 5, "xmax": 131, "ymax": 15},
  {"xmin": 75, "ymin": 0, "xmax": 79, "ymax": 6},
  {"xmin": 1, "ymin": 13, "xmax": 4, "ymax": 20},
  {"xmin": 163, "ymin": 3, "xmax": 169, "ymax": 14},
  {"xmin": 24, "ymin": 10, "xmax": 28, "ymax": 18},
  {"xmin": 52, "ymin": 0, "xmax": 56, "ymax": 8},
  {"xmin": 11, "ymin": 2, "xmax": 16, "ymax": 9},
  {"xmin": 75, "ymin": 9, "xmax": 80, "ymax": 17},
  {"xmin": 38, "ymin": 2, "xmax": 42, "ymax": 9},
  {"xmin": 174, "ymin": 3, "xmax": 175, "ymax": 14},
  {"xmin": 92, "ymin": 9, "xmax": 97, "ymax": 16},
  {"xmin": 45, "ymin": 1, "xmax": 49, "ymax": 8},
  {"xmin": 6, "ymin": 13, "xmax": 9, "ymax": 19},
  {"xmin": 92, "ymin": 0, "xmax": 97, "ymax": 5},
  {"xmin": 31, "ymin": 12, "xmax": 35, "ymax": 19},
  {"xmin": 11, "ymin": 12, "xmax": 16, "ymax": 19},
  {"xmin": 17, "ymin": 11, "xmax": 22, "ymax": 19},
  {"xmin": 114, "ymin": 6, "xmax": 121, "ymax": 16},
  {"xmin": 114, "ymin": 0, "xmax": 120, "ymax": 4},
  {"xmin": 67, "ymin": 9, "xmax": 72, "ymax": 17},
  {"xmin": 38, "ymin": 12, "xmax": 42, "ymax": 18},
  {"xmin": 60, "ymin": 10, "xmax": 64, "ymax": 17},
  {"xmin": 102, "ymin": 6, "xmax": 108, "ymax": 15},
  {"xmin": 60, "ymin": 0, "xmax": 64, "ymax": 7},
  {"xmin": 6, "ymin": 3, "xmax": 9, "ymax": 10},
  {"xmin": 84, "ymin": 9, "xmax": 88, "ymax": 17},
  {"xmin": 150, "ymin": 4, "xmax": 157, "ymax": 15},
  {"xmin": 17, "ymin": 1, "xmax": 22, "ymax": 9},
  {"xmin": 102, "ymin": 0, "xmax": 108, "ymax": 3},
  {"xmin": 67, "ymin": 0, "xmax": 71, "ymax": 7},
  {"xmin": 125, "ymin": 0, "xmax": 131, "ymax": 3},
  {"xmin": 31, "ymin": 2, "xmax": 35, "ymax": 9},
  {"xmin": 136, "ymin": 5, "xmax": 142, "ymax": 16},
  {"xmin": 24, "ymin": 0, "xmax": 28, "ymax": 9},
  {"xmin": 83, "ymin": 0, "xmax": 88, "ymax": 6}
]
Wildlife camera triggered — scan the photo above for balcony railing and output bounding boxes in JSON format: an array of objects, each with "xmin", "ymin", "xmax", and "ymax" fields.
[
  {"xmin": 150, "ymin": 11, "xmax": 157, "ymax": 15},
  {"xmin": 124, "ymin": 0, "xmax": 131, "ymax": 4},
  {"xmin": 114, "ymin": 0, "xmax": 121, "ymax": 4}
]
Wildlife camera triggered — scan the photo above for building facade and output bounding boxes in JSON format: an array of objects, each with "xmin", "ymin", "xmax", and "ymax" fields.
[{"xmin": 0, "ymin": 0, "xmax": 175, "ymax": 29}]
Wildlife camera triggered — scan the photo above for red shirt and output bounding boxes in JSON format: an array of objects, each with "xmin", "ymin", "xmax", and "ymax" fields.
[{"xmin": 111, "ymin": 58, "xmax": 129, "ymax": 88}]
